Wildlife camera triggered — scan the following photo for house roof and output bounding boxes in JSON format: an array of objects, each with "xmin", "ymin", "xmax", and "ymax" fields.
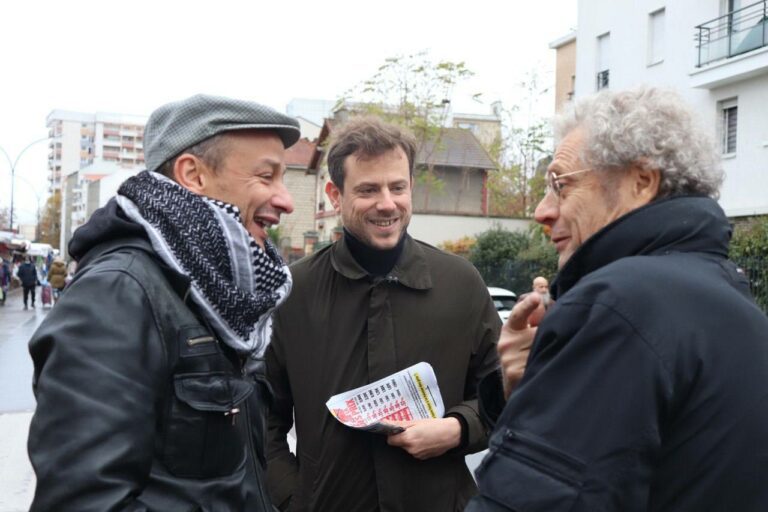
[
  {"xmin": 309, "ymin": 119, "xmax": 335, "ymax": 170},
  {"xmin": 310, "ymin": 120, "xmax": 496, "ymax": 171},
  {"xmin": 82, "ymin": 173, "xmax": 110, "ymax": 182},
  {"xmin": 417, "ymin": 128, "xmax": 496, "ymax": 170},
  {"xmin": 285, "ymin": 138, "xmax": 317, "ymax": 168},
  {"xmin": 549, "ymin": 30, "xmax": 577, "ymax": 49}
]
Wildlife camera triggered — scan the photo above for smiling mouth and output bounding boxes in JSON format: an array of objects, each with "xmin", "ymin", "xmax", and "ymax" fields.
[
  {"xmin": 370, "ymin": 219, "xmax": 398, "ymax": 227},
  {"xmin": 253, "ymin": 215, "xmax": 279, "ymax": 231}
]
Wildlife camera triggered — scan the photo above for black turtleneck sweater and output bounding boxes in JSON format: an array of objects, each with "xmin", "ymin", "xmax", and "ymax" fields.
[{"xmin": 344, "ymin": 228, "xmax": 405, "ymax": 277}]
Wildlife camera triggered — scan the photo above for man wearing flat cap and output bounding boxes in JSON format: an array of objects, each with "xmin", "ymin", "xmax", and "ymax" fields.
[{"xmin": 28, "ymin": 94, "xmax": 300, "ymax": 511}]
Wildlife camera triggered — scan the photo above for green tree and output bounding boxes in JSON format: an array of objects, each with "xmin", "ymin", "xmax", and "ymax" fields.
[
  {"xmin": 485, "ymin": 71, "xmax": 552, "ymax": 217},
  {"xmin": 267, "ymin": 226, "xmax": 281, "ymax": 246},
  {"xmin": 340, "ymin": 51, "xmax": 476, "ymax": 204},
  {"xmin": 730, "ymin": 217, "xmax": 768, "ymax": 312},
  {"xmin": 37, "ymin": 191, "xmax": 60, "ymax": 249},
  {"xmin": 345, "ymin": 51, "xmax": 473, "ymax": 139},
  {"xmin": 469, "ymin": 226, "xmax": 530, "ymax": 268},
  {"xmin": 467, "ymin": 224, "xmax": 557, "ymax": 293},
  {"xmin": 730, "ymin": 217, "xmax": 768, "ymax": 259},
  {"xmin": 438, "ymin": 236, "xmax": 475, "ymax": 259},
  {"xmin": 516, "ymin": 224, "xmax": 559, "ymax": 282}
]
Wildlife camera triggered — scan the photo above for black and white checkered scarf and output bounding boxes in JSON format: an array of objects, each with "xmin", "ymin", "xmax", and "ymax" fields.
[{"xmin": 116, "ymin": 171, "xmax": 291, "ymax": 364}]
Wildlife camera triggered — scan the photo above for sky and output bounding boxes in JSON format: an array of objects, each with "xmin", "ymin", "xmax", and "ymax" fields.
[{"xmin": 0, "ymin": 0, "xmax": 577, "ymax": 226}]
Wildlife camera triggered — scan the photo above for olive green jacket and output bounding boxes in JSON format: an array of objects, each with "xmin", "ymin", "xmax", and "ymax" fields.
[{"xmin": 266, "ymin": 234, "xmax": 501, "ymax": 512}]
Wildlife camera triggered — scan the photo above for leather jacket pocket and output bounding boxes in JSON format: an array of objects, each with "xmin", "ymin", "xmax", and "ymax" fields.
[
  {"xmin": 473, "ymin": 428, "xmax": 585, "ymax": 511},
  {"xmin": 162, "ymin": 373, "xmax": 254, "ymax": 479}
]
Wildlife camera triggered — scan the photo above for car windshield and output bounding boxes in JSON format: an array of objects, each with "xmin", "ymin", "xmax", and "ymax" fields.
[{"xmin": 493, "ymin": 297, "xmax": 516, "ymax": 312}]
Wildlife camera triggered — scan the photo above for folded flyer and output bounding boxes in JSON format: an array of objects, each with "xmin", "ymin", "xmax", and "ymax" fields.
[{"xmin": 326, "ymin": 362, "xmax": 445, "ymax": 435}]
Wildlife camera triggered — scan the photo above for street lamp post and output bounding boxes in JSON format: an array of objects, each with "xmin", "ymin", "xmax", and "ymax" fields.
[
  {"xmin": 0, "ymin": 137, "xmax": 49, "ymax": 232},
  {"xmin": 14, "ymin": 173, "xmax": 44, "ymax": 240}
]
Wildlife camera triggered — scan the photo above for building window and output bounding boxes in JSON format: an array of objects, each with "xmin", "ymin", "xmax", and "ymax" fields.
[
  {"xmin": 719, "ymin": 99, "xmax": 738, "ymax": 154},
  {"xmin": 648, "ymin": 8, "xmax": 665, "ymax": 65},
  {"xmin": 596, "ymin": 32, "xmax": 611, "ymax": 90},
  {"xmin": 596, "ymin": 70, "xmax": 610, "ymax": 90}
]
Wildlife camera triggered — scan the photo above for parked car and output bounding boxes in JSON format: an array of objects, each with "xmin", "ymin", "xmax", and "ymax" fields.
[{"xmin": 488, "ymin": 286, "xmax": 517, "ymax": 323}]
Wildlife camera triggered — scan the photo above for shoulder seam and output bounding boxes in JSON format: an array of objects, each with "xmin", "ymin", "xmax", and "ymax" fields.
[{"xmin": 557, "ymin": 300, "xmax": 674, "ymax": 385}]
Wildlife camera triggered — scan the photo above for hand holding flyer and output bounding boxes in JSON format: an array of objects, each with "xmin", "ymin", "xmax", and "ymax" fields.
[{"xmin": 326, "ymin": 362, "xmax": 444, "ymax": 435}]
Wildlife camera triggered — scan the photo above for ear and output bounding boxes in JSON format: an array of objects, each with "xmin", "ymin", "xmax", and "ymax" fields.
[
  {"xmin": 325, "ymin": 181, "xmax": 342, "ymax": 213},
  {"xmin": 631, "ymin": 165, "xmax": 661, "ymax": 204},
  {"xmin": 173, "ymin": 154, "xmax": 208, "ymax": 195}
]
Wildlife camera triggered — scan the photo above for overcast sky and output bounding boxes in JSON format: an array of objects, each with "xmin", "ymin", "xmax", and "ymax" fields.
[{"xmin": 0, "ymin": 0, "xmax": 576, "ymax": 225}]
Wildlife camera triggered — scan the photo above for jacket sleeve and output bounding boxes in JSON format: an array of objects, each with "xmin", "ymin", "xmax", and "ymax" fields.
[
  {"xmin": 469, "ymin": 301, "xmax": 671, "ymax": 511},
  {"xmin": 445, "ymin": 283, "xmax": 501, "ymax": 454},
  {"xmin": 28, "ymin": 268, "xmax": 165, "ymax": 512},
  {"xmin": 265, "ymin": 318, "xmax": 299, "ymax": 511}
]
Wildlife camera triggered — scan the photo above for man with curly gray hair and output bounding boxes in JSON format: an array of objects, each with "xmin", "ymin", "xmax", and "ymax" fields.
[{"xmin": 469, "ymin": 86, "xmax": 768, "ymax": 511}]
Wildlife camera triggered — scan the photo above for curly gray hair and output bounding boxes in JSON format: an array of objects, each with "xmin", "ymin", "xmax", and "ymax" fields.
[{"xmin": 555, "ymin": 86, "xmax": 723, "ymax": 199}]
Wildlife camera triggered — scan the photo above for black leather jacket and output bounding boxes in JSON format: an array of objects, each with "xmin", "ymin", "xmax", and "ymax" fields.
[{"xmin": 28, "ymin": 235, "xmax": 274, "ymax": 511}]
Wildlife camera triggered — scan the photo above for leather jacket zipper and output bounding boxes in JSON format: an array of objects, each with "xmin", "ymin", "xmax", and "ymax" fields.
[{"xmin": 187, "ymin": 335, "xmax": 215, "ymax": 346}]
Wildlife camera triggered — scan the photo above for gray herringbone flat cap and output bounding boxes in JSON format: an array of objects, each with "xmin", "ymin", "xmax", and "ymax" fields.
[{"xmin": 144, "ymin": 94, "xmax": 301, "ymax": 172}]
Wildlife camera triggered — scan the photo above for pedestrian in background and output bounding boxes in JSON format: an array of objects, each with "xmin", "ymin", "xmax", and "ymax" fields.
[
  {"xmin": 266, "ymin": 117, "xmax": 500, "ymax": 511},
  {"xmin": 0, "ymin": 258, "xmax": 10, "ymax": 305},
  {"xmin": 469, "ymin": 86, "xmax": 768, "ymax": 511},
  {"xmin": 27, "ymin": 94, "xmax": 300, "ymax": 511},
  {"xmin": 46, "ymin": 257, "xmax": 67, "ymax": 304},
  {"xmin": 17, "ymin": 257, "xmax": 38, "ymax": 310}
]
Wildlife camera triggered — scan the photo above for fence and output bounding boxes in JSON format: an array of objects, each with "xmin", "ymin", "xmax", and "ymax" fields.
[
  {"xmin": 695, "ymin": 0, "xmax": 768, "ymax": 67},
  {"xmin": 734, "ymin": 255, "xmax": 768, "ymax": 314},
  {"xmin": 475, "ymin": 256, "xmax": 768, "ymax": 315}
]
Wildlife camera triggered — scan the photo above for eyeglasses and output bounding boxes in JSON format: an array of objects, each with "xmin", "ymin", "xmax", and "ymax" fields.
[{"xmin": 546, "ymin": 168, "xmax": 592, "ymax": 198}]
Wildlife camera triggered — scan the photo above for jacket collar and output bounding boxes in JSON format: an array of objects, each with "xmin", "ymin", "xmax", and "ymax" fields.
[
  {"xmin": 330, "ymin": 233, "xmax": 433, "ymax": 290},
  {"xmin": 552, "ymin": 196, "xmax": 731, "ymax": 299}
]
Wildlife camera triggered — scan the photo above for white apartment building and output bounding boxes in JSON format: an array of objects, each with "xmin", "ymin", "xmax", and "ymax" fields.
[
  {"xmin": 60, "ymin": 161, "xmax": 142, "ymax": 256},
  {"xmin": 46, "ymin": 110, "xmax": 147, "ymax": 193},
  {"xmin": 572, "ymin": 0, "xmax": 768, "ymax": 217},
  {"xmin": 47, "ymin": 110, "xmax": 146, "ymax": 253}
]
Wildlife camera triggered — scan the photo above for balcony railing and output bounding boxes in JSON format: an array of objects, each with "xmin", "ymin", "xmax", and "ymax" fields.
[{"xmin": 695, "ymin": 0, "xmax": 768, "ymax": 67}]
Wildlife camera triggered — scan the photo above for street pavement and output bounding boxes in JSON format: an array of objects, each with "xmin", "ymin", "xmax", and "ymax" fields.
[
  {"xmin": 0, "ymin": 287, "xmax": 44, "ymax": 512},
  {"xmin": 0, "ymin": 287, "xmax": 485, "ymax": 511}
]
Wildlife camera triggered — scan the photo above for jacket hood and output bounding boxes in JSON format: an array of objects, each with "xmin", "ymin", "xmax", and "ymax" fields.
[
  {"xmin": 68, "ymin": 197, "xmax": 146, "ymax": 262},
  {"xmin": 552, "ymin": 196, "xmax": 731, "ymax": 299}
]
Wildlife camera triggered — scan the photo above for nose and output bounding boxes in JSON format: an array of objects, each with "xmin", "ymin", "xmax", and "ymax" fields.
[
  {"xmin": 272, "ymin": 182, "xmax": 294, "ymax": 215},
  {"xmin": 534, "ymin": 190, "xmax": 558, "ymax": 226},
  {"xmin": 376, "ymin": 190, "xmax": 396, "ymax": 212}
]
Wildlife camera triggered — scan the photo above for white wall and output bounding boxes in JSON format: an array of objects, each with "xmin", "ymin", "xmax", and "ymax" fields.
[
  {"xmin": 575, "ymin": 0, "xmax": 768, "ymax": 216},
  {"xmin": 713, "ymin": 73, "xmax": 768, "ymax": 215},
  {"xmin": 408, "ymin": 214, "xmax": 531, "ymax": 246},
  {"xmin": 60, "ymin": 120, "xmax": 83, "ymax": 178},
  {"xmin": 97, "ymin": 169, "xmax": 142, "ymax": 207}
]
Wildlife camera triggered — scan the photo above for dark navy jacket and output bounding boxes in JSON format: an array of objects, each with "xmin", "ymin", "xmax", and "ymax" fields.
[
  {"xmin": 17, "ymin": 261, "xmax": 38, "ymax": 287},
  {"xmin": 468, "ymin": 196, "xmax": 768, "ymax": 511}
]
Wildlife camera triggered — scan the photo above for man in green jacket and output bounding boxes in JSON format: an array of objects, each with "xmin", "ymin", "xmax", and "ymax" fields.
[{"xmin": 266, "ymin": 117, "xmax": 501, "ymax": 511}]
